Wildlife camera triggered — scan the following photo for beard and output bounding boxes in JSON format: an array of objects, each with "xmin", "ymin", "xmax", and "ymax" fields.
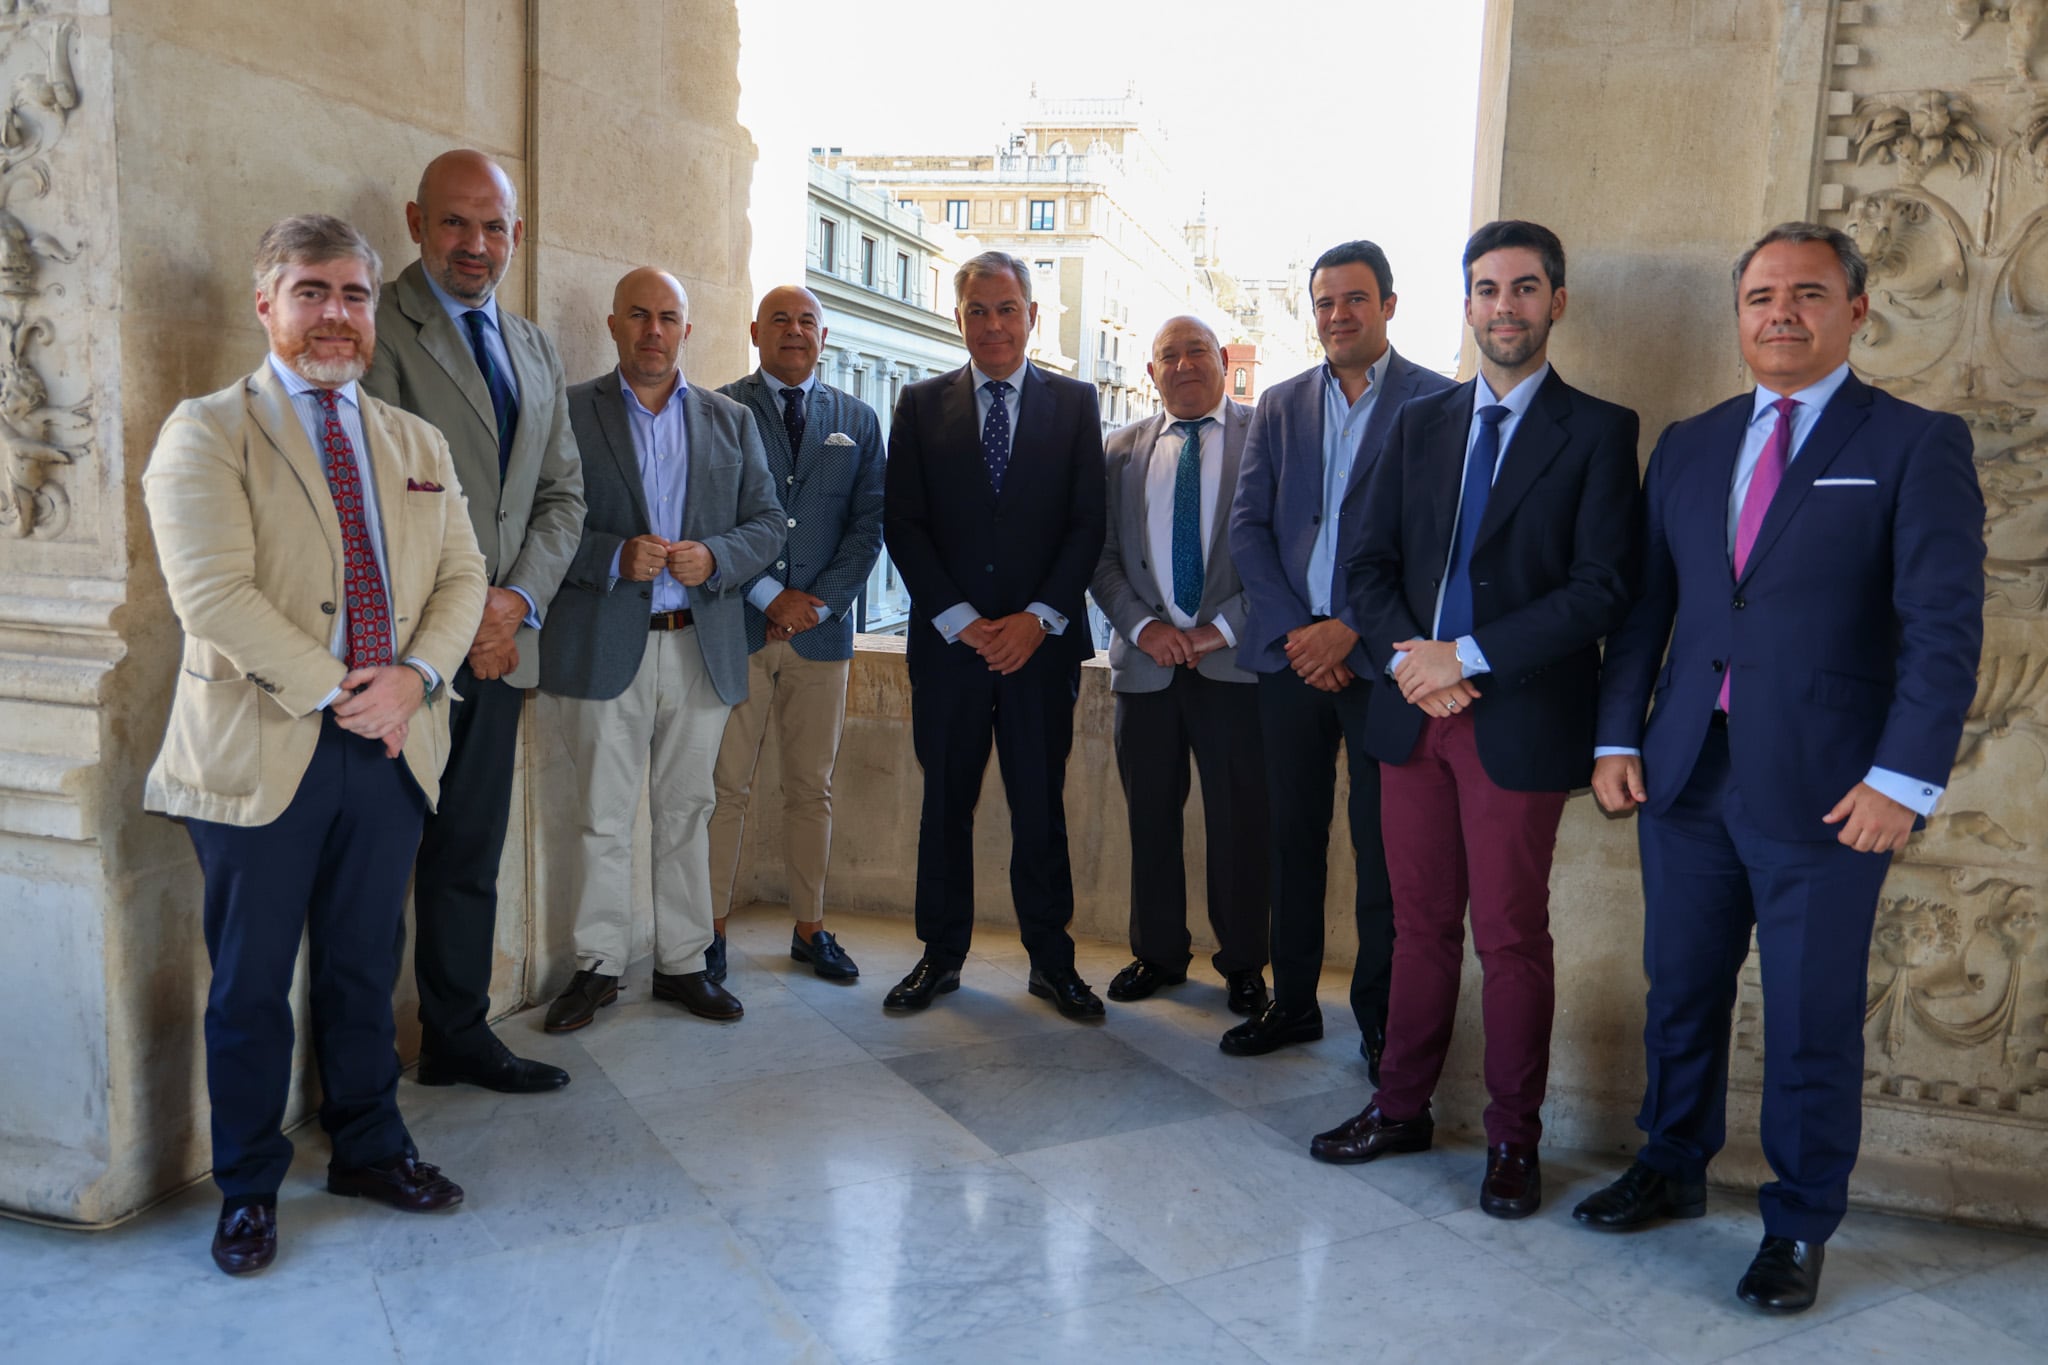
[
  {"xmin": 281, "ymin": 331, "xmax": 371, "ymax": 386},
  {"xmin": 430, "ymin": 253, "xmax": 502, "ymax": 304},
  {"xmin": 1476, "ymin": 319, "xmax": 1548, "ymax": 371}
]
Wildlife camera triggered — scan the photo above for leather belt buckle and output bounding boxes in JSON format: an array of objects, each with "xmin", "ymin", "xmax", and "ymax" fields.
[{"xmin": 648, "ymin": 608, "xmax": 695, "ymax": 632}]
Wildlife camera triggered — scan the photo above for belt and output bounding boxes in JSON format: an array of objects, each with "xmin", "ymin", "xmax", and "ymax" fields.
[{"xmin": 648, "ymin": 608, "xmax": 695, "ymax": 631}]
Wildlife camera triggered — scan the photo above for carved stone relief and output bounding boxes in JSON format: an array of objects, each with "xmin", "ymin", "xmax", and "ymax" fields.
[{"xmin": 0, "ymin": 12, "xmax": 83, "ymax": 539}]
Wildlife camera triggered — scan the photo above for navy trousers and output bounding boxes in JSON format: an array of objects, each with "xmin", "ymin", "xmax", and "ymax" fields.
[
  {"xmin": 1634, "ymin": 721, "xmax": 1891, "ymax": 1243},
  {"xmin": 187, "ymin": 714, "xmax": 426, "ymax": 1199}
]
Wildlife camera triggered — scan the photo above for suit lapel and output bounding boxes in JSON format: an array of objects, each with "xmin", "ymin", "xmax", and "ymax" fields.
[
  {"xmin": 680, "ymin": 385, "xmax": 722, "ymax": 541},
  {"xmin": 1418, "ymin": 381, "xmax": 1476, "ymax": 564},
  {"xmin": 596, "ymin": 372, "xmax": 656, "ymax": 533},
  {"xmin": 398, "ymin": 264, "xmax": 499, "ymax": 440},
  {"xmin": 1341, "ymin": 351, "xmax": 1413, "ymax": 515},
  {"xmin": 499, "ymin": 314, "xmax": 548, "ymax": 479},
  {"xmin": 1737, "ymin": 375, "xmax": 1872, "ymax": 585},
  {"xmin": 1005, "ymin": 364, "xmax": 1052, "ymax": 502},
  {"xmin": 1472, "ymin": 370, "xmax": 1571, "ymax": 550},
  {"xmin": 245, "ymin": 366, "xmax": 346, "ymax": 563},
  {"xmin": 358, "ymin": 395, "xmax": 411, "ymax": 594},
  {"xmin": 795, "ymin": 382, "xmax": 827, "ymax": 480},
  {"xmin": 1207, "ymin": 403, "xmax": 1248, "ymax": 574},
  {"xmin": 941, "ymin": 367, "xmax": 993, "ymax": 504}
]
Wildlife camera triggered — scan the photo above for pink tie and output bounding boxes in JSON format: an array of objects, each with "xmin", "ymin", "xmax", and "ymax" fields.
[{"xmin": 1720, "ymin": 396, "xmax": 1797, "ymax": 712}]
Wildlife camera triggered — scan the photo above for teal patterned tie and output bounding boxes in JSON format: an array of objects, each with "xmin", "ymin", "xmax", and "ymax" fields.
[{"xmin": 1170, "ymin": 418, "xmax": 1209, "ymax": 616}]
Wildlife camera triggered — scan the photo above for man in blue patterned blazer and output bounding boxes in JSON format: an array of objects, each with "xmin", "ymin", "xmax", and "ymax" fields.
[{"xmin": 707, "ymin": 285, "xmax": 887, "ymax": 981}]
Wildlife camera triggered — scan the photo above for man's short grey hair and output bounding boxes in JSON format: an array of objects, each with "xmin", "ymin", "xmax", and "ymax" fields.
[
  {"xmin": 1732, "ymin": 222, "xmax": 1867, "ymax": 306},
  {"xmin": 254, "ymin": 214, "xmax": 382, "ymax": 300},
  {"xmin": 953, "ymin": 251, "xmax": 1032, "ymax": 305}
]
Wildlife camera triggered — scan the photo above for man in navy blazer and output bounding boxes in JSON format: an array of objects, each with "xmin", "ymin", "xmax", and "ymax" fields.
[
  {"xmin": 1224, "ymin": 240, "xmax": 1456, "ymax": 1065},
  {"xmin": 1309, "ymin": 222, "xmax": 1642, "ymax": 1224},
  {"xmin": 882, "ymin": 251, "xmax": 1108, "ymax": 1019},
  {"xmin": 1576, "ymin": 224, "xmax": 1984, "ymax": 1314},
  {"xmin": 708, "ymin": 285, "xmax": 886, "ymax": 983}
]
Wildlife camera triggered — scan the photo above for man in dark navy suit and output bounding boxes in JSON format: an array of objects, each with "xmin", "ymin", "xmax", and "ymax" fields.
[
  {"xmin": 881, "ymin": 251, "xmax": 1108, "ymax": 1019},
  {"xmin": 1575, "ymin": 223, "xmax": 1984, "ymax": 1314},
  {"xmin": 1224, "ymin": 240, "xmax": 1456, "ymax": 1066}
]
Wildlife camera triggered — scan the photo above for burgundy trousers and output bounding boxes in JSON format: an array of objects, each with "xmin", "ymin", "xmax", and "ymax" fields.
[{"xmin": 1371, "ymin": 711, "xmax": 1567, "ymax": 1147}]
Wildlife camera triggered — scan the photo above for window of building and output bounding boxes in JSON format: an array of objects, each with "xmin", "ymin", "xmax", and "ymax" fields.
[
  {"xmin": 1234, "ymin": 368, "xmax": 1248, "ymax": 395},
  {"xmin": 1029, "ymin": 199, "xmax": 1056, "ymax": 231},
  {"xmin": 1035, "ymin": 259, "xmax": 1054, "ymax": 273},
  {"xmin": 929, "ymin": 266, "xmax": 942, "ymax": 309},
  {"xmin": 860, "ymin": 235, "xmax": 876, "ymax": 288},
  {"xmin": 898, "ymin": 198, "xmax": 914, "ymax": 210},
  {"xmin": 896, "ymin": 252, "xmax": 910, "ymax": 300},
  {"xmin": 818, "ymin": 217, "xmax": 837, "ymax": 272},
  {"xmin": 945, "ymin": 199, "xmax": 969, "ymax": 230}
]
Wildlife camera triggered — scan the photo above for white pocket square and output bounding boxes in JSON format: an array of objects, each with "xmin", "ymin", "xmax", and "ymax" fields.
[
  {"xmin": 1813, "ymin": 477, "xmax": 1876, "ymax": 486},
  {"xmin": 825, "ymin": 432, "xmax": 856, "ymax": 447}
]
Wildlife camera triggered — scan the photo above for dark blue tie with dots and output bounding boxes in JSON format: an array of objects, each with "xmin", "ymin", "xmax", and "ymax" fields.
[
  {"xmin": 1170, "ymin": 418, "xmax": 1209, "ymax": 616},
  {"xmin": 982, "ymin": 379, "xmax": 1013, "ymax": 494}
]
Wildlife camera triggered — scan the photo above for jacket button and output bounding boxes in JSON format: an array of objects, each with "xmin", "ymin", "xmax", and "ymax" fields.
[
  {"xmin": 1732, "ymin": 597, "xmax": 1746, "ymax": 610},
  {"xmin": 786, "ymin": 475, "xmax": 796, "ymax": 485},
  {"xmin": 985, "ymin": 564, "xmax": 995, "ymax": 573},
  {"xmin": 498, "ymin": 510, "xmax": 508, "ymax": 521},
  {"xmin": 1712, "ymin": 660, "xmax": 1725, "ymax": 673},
  {"xmin": 640, "ymin": 588, "xmax": 651, "ymax": 599},
  {"xmin": 321, "ymin": 601, "xmax": 336, "ymax": 615},
  {"xmin": 776, "ymin": 560, "xmax": 787, "ymax": 570},
  {"xmin": 786, "ymin": 517, "xmax": 797, "ymax": 528}
]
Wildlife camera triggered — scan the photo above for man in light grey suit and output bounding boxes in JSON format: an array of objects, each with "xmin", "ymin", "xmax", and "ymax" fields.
[
  {"xmin": 364, "ymin": 149, "xmax": 585, "ymax": 1095},
  {"xmin": 1091, "ymin": 316, "xmax": 1270, "ymax": 1013},
  {"xmin": 539, "ymin": 268, "xmax": 784, "ymax": 1033}
]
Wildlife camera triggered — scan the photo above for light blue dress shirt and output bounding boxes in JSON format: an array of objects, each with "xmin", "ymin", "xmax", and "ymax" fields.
[
  {"xmin": 1307, "ymin": 352, "xmax": 1388, "ymax": 617},
  {"xmin": 744, "ymin": 368, "xmax": 830, "ymax": 626},
  {"xmin": 606, "ymin": 370, "xmax": 695, "ymax": 614},
  {"xmin": 267, "ymin": 354, "xmax": 439, "ymax": 706},
  {"xmin": 1593, "ymin": 361, "xmax": 1941, "ymax": 816},
  {"xmin": 932, "ymin": 360, "xmax": 1067, "ymax": 643}
]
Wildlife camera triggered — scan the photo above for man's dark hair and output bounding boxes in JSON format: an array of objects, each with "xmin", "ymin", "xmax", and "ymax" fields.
[
  {"xmin": 1309, "ymin": 240, "xmax": 1393, "ymax": 300},
  {"xmin": 1732, "ymin": 222, "xmax": 1868, "ymax": 307},
  {"xmin": 1461, "ymin": 220, "xmax": 1566, "ymax": 293}
]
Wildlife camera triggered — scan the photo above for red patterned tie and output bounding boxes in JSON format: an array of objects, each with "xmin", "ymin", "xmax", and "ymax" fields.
[
  {"xmin": 313, "ymin": 388, "xmax": 394, "ymax": 670},
  {"xmin": 1720, "ymin": 395, "xmax": 1797, "ymax": 712}
]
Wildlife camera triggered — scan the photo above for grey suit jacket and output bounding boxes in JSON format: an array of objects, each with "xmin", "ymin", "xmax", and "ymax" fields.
[
  {"xmin": 1091, "ymin": 400, "xmax": 1256, "ymax": 692},
  {"xmin": 537, "ymin": 371, "xmax": 784, "ymax": 706},
  {"xmin": 362, "ymin": 260, "xmax": 585, "ymax": 688}
]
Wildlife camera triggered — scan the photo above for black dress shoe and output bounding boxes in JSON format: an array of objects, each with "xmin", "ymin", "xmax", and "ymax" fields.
[
  {"xmin": 705, "ymin": 931, "xmax": 729, "ymax": 983},
  {"xmin": 1224, "ymin": 969, "xmax": 1268, "ymax": 1016},
  {"xmin": 1219, "ymin": 1000, "xmax": 1323, "ymax": 1056},
  {"xmin": 1736, "ymin": 1236, "xmax": 1825, "ymax": 1313},
  {"xmin": 1029, "ymin": 965, "xmax": 1106, "ymax": 1019},
  {"xmin": 1308, "ymin": 1103, "xmax": 1434, "ymax": 1164},
  {"xmin": 210, "ymin": 1199, "xmax": 276, "ymax": 1275},
  {"xmin": 1106, "ymin": 958, "xmax": 1185, "ymax": 1002},
  {"xmin": 327, "ymin": 1155, "xmax": 464, "ymax": 1212},
  {"xmin": 1571, "ymin": 1160, "xmax": 1707, "ymax": 1230},
  {"xmin": 883, "ymin": 955, "xmax": 961, "ymax": 1011},
  {"xmin": 652, "ymin": 968, "xmax": 744, "ymax": 1020},
  {"xmin": 1359, "ymin": 1023, "xmax": 1386, "ymax": 1086},
  {"xmin": 1480, "ymin": 1142, "xmax": 1542, "ymax": 1219},
  {"xmin": 418, "ymin": 1035, "xmax": 570, "ymax": 1092},
  {"xmin": 792, "ymin": 927, "xmax": 859, "ymax": 980},
  {"xmin": 544, "ymin": 968, "xmax": 619, "ymax": 1033}
]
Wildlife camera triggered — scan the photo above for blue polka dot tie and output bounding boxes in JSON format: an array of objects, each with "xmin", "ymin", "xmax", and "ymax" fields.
[
  {"xmin": 1170, "ymin": 418, "xmax": 1209, "ymax": 617},
  {"xmin": 981, "ymin": 379, "xmax": 1013, "ymax": 494}
]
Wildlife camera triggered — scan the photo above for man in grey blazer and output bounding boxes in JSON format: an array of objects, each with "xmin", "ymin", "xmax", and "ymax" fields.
[
  {"xmin": 708, "ymin": 285, "xmax": 886, "ymax": 982},
  {"xmin": 1090, "ymin": 317, "xmax": 1269, "ymax": 1013},
  {"xmin": 363, "ymin": 149, "xmax": 585, "ymax": 1095},
  {"xmin": 539, "ymin": 268, "xmax": 784, "ymax": 1032}
]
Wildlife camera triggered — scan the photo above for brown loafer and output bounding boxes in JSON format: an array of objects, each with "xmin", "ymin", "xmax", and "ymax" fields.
[
  {"xmin": 1480, "ymin": 1142, "xmax": 1542, "ymax": 1219},
  {"xmin": 210, "ymin": 1200, "xmax": 277, "ymax": 1275},
  {"xmin": 326, "ymin": 1155, "xmax": 464, "ymax": 1212},
  {"xmin": 1308, "ymin": 1102, "xmax": 1434, "ymax": 1164},
  {"xmin": 651, "ymin": 968, "xmax": 744, "ymax": 1020}
]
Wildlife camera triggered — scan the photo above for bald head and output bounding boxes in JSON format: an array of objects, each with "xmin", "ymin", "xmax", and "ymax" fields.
[
  {"xmin": 406, "ymin": 149, "xmax": 522, "ymax": 304},
  {"xmin": 608, "ymin": 267, "xmax": 691, "ymax": 395},
  {"xmin": 1149, "ymin": 315, "xmax": 1226, "ymax": 419},
  {"xmin": 751, "ymin": 284, "xmax": 827, "ymax": 387}
]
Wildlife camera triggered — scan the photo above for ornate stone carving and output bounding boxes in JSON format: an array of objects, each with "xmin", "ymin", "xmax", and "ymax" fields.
[
  {"xmin": 1851, "ymin": 91, "xmax": 1991, "ymax": 180},
  {"xmin": 1949, "ymin": 0, "xmax": 2047, "ymax": 85}
]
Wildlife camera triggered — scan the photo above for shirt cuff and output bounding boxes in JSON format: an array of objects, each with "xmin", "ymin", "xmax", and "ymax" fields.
[
  {"xmin": 747, "ymin": 578, "xmax": 785, "ymax": 614},
  {"xmin": 1212, "ymin": 617, "xmax": 1237, "ymax": 649},
  {"xmin": 813, "ymin": 602, "xmax": 832, "ymax": 624},
  {"xmin": 607, "ymin": 547, "xmax": 622, "ymax": 590},
  {"xmin": 1027, "ymin": 602, "xmax": 1067, "ymax": 636},
  {"xmin": 1593, "ymin": 746, "xmax": 1641, "ymax": 759},
  {"xmin": 1386, "ymin": 648, "xmax": 1408, "ymax": 677},
  {"xmin": 316, "ymin": 684, "xmax": 343, "ymax": 711},
  {"xmin": 508, "ymin": 585, "xmax": 540, "ymax": 629},
  {"xmin": 934, "ymin": 601, "xmax": 980, "ymax": 643},
  {"xmin": 1456, "ymin": 635, "xmax": 1490, "ymax": 677},
  {"xmin": 402, "ymin": 656, "xmax": 441, "ymax": 695},
  {"xmin": 1866, "ymin": 765, "xmax": 1943, "ymax": 818}
]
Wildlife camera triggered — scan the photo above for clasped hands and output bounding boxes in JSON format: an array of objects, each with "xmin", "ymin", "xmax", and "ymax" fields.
[
  {"xmin": 1389, "ymin": 637, "xmax": 1481, "ymax": 719},
  {"xmin": 332, "ymin": 663, "xmax": 424, "ymax": 759},
  {"xmin": 1135, "ymin": 621, "xmax": 1228, "ymax": 669},
  {"xmin": 1590, "ymin": 754, "xmax": 1917, "ymax": 853},
  {"xmin": 959, "ymin": 612, "xmax": 1047, "ymax": 675},
  {"xmin": 620, "ymin": 532, "xmax": 716, "ymax": 588}
]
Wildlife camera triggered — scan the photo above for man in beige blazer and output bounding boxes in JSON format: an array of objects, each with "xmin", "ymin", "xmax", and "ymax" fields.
[
  {"xmin": 144, "ymin": 215, "xmax": 487, "ymax": 1276},
  {"xmin": 363, "ymin": 149, "xmax": 585, "ymax": 1094}
]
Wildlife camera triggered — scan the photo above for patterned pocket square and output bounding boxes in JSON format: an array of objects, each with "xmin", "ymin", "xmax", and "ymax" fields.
[
  {"xmin": 406, "ymin": 478, "xmax": 446, "ymax": 492},
  {"xmin": 824, "ymin": 432, "xmax": 857, "ymax": 447}
]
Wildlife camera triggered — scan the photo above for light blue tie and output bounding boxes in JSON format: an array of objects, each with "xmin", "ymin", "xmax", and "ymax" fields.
[
  {"xmin": 1438, "ymin": 404, "xmax": 1511, "ymax": 641},
  {"xmin": 1170, "ymin": 419, "xmax": 1209, "ymax": 616}
]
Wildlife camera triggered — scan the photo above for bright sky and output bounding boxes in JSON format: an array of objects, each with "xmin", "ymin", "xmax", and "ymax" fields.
[{"xmin": 738, "ymin": 0, "xmax": 1487, "ymax": 376}]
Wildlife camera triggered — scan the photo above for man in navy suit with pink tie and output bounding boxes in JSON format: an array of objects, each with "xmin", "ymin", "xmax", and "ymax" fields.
[{"xmin": 1576, "ymin": 223, "xmax": 1984, "ymax": 1314}]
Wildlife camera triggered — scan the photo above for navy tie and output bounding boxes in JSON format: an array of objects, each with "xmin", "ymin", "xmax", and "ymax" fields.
[
  {"xmin": 981, "ymin": 379, "xmax": 1013, "ymax": 493},
  {"xmin": 462, "ymin": 308, "xmax": 519, "ymax": 475},
  {"xmin": 780, "ymin": 385, "xmax": 807, "ymax": 455},
  {"xmin": 1437, "ymin": 404, "xmax": 1511, "ymax": 641},
  {"xmin": 1170, "ymin": 419, "xmax": 1209, "ymax": 617}
]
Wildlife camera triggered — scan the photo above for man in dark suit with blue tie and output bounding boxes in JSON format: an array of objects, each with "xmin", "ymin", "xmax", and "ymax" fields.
[
  {"xmin": 882, "ymin": 251, "xmax": 1108, "ymax": 1019},
  {"xmin": 1224, "ymin": 240, "xmax": 1456, "ymax": 1065},
  {"xmin": 1574, "ymin": 224, "xmax": 1984, "ymax": 1313},
  {"xmin": 1308, "ymin": 222, "xmax": 1642, "ymax": 1225}
]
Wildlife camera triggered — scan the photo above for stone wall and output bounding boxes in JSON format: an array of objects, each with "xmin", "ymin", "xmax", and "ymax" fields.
[{"xmin": 0, "ymin": 0, "xmax": 753, "ymax": 1225}]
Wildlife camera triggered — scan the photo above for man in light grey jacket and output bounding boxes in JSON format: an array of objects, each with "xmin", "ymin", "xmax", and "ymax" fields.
[
  {"xmin": 538, "ymin": 268, "xmax": 784, "ymax": 1032},
  {"xmin": 1090, "ymin": 316, "xmax": 1269, "ymax": 1014}
]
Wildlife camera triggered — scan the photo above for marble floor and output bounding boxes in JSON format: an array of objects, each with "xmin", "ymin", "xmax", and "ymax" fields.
[{"xmin": 4, "ymin": 907, "xmax": 2044, "ymax": 1365}]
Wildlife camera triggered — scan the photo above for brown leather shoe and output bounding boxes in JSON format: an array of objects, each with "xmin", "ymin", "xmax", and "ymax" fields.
[
  {"xmin": 1480, "ymin": 1142, "xmax": 1542, "ymax": 1219},
  {"xmin": 1308, "ymin": 1103, "xmax": 1434, "ymax": 1164},
  {"xmin": 651, "ymin": 968, "xmax": 744, "ymax": 1020},
  {"xmin": 326, "ymin": 1155, "xmax": 464, "ymax": 1212},
  {"xmin": 210, "ymin": 1200, "xmax": 277, "ymax": 1275}
]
